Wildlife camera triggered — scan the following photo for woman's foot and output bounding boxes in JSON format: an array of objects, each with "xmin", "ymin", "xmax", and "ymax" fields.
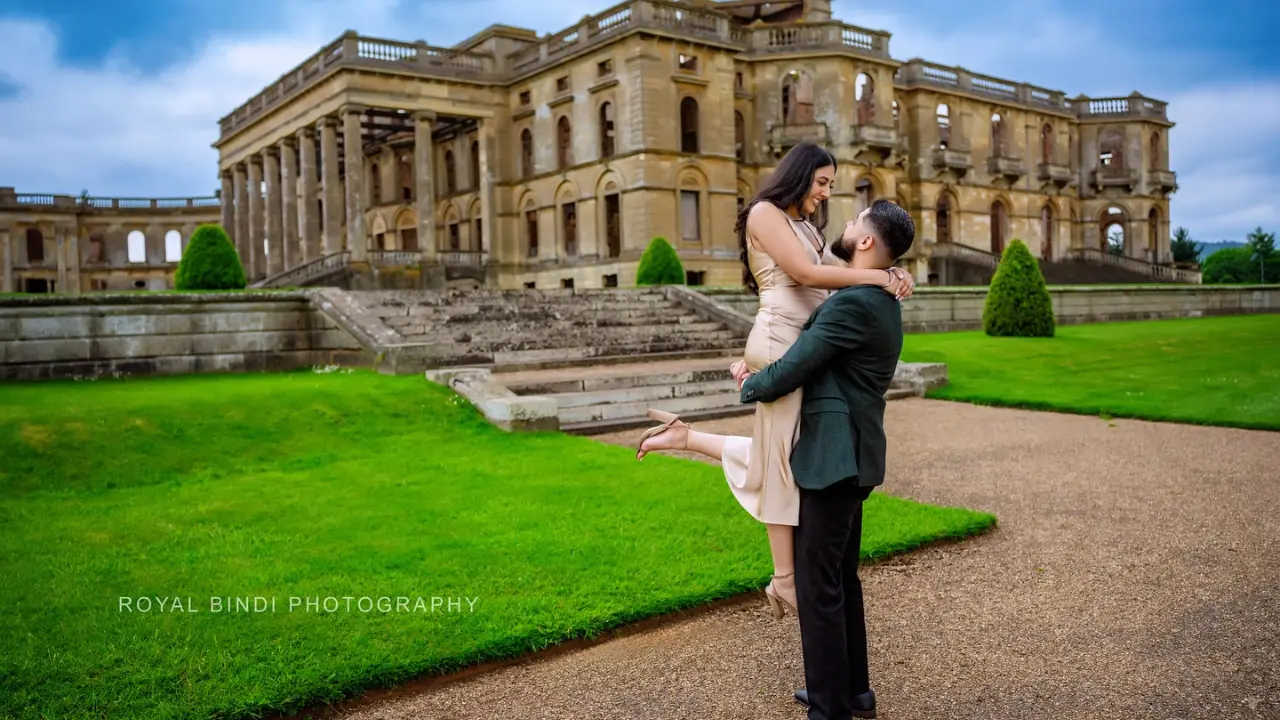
[
  {"xmin": 764, "ymin": 572, "xmax": 798, "ymax": 619},
  {"xmin": 635, "ymin": 410, "xmax": 690, "ymax": 460}
]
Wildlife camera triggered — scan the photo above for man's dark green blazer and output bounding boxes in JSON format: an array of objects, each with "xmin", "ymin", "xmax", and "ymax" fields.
[{"xmin": 739, "ymin": 284, "xmax": 904, "ymax": 491}]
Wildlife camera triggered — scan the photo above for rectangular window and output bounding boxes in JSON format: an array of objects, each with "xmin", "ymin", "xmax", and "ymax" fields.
[
  {"xmin": 597, "ymin": 59, "xmax": 613, "ymax": 77},
  {"xmin": 678, "ymin": 54, "xmax": 698, "ymax": 73},
  {"xmin": 526, "ymin": 210, "xmax": 539, "ymax": 258},
  {"xmin": 519, "ymin": 90, "xmax": 531, "ymax": 105},
  {"xmin": 449, "ymin": 223, "xmax": 460, "ymax": 250},
  {"xmin": 556, "ymin": 76, "xmax": 570, "ymax": 93},
  {"xmin": 680, "ymin": 190, "xmax": 700, "ymax": 242},
  {"xmin": 562, "ymin": 202, "xmax": 578, "ymax": 256}
]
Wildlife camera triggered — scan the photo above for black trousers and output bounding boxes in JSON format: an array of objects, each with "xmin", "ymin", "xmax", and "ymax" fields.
[{"xmin": 795, "ymin": 479, "xmax": 874, "ymax": 720}]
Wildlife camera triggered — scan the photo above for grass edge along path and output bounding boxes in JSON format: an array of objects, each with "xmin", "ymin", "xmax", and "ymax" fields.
[
  {"xmin": 902, "ymin": 314, "xmax": 1280, "ymax": 432},
  {"xmin": 0, "ymin": 371, "xmax": 996, "ymax": 720}
]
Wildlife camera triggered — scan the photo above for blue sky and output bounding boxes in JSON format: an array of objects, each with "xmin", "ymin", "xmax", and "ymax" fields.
[{"xmin": 0, "ymin": 0, "xmax": 1276, "ymax": 243}]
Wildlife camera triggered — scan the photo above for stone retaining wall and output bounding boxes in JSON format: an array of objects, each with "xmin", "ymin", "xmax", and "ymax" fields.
[
  {"xmin": 0, "ymin": 292, "xmax": 368, "ymax": 381},
  {"xmin": 702, "ymin": 285, "xmax": 1280, "ymax": 332}
]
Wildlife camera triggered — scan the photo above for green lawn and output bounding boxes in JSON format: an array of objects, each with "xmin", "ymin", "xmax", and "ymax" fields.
[
  {"xmin": 903, "ymin": 314, "xmax": 1280, "ymax": 430},
  {"xmin": 0, "ymin": 371, "xmax": 995, "ymax": 720}
]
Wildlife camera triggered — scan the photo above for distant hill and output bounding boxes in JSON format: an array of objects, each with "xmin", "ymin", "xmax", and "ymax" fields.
[{"xmin": 1198, "ymin": 241, "xmax": 1248, "ymax": 261}]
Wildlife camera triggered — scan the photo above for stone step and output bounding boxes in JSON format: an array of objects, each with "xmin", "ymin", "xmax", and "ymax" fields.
[
  {"xmin": 548, "ymin": 378, "xmax": 739, "ymax": 409},
  {"xmin": 556, "ymin": 389, "xmax": 747, "ymax": 425},
  {"xmin": 505, "ymin": 367, "xmax": 732, "ymax": 395},
  {"xmin": 369, "ymin": 301, "xmax": 689, "ymax": 321},
  {"xmin": 417, "ymin": 322, "xmax": 730, "ymax": 345},
  {"xmin": 354, "ymin": 291, "xmax": 673, "ymax": 311},
  {"xmin": 489, "ymin": 349, "xmax": 740, "ymax": 374},
  {"xmin": 491, "ymin": 338, "xmax": 744, "ymax": 366},
  {"xmin": 410, "ymin": 329, "xmax": 743, "ymax": 355}
]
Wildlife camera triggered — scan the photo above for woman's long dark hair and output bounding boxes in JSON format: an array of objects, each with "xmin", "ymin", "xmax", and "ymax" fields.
[{"xmin": 735, "ymin": 142, "xmax": 837, "ymax": 295}]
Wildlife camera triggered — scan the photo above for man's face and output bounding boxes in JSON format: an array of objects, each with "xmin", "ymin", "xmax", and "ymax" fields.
[{"xmin": 833, "ymin": 208, "xmax": 875, "ymax": 262}]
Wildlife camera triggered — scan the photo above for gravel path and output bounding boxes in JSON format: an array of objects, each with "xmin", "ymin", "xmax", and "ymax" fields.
[{"xmin": 337, "ymin": 399, "xmax": 1280, "ymax": 719}]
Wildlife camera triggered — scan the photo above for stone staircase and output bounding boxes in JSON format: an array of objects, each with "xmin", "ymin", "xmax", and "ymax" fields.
[
  {"xmin": 345, "ymin": 286, "xmax": 749, "ymax": 370},
  {"xmin": 309, "ymin": 286, "xmax": 939, "ymax": 434}
]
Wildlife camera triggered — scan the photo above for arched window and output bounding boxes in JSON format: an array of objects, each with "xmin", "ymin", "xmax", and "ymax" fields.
[
  {"xmin": 936, "ymin": 195, "xmax": 952, "ymax": 245},
  {"xmin": 782, "ymin": 70, "xmax": 814, "ymax": 124},
  {"xmin": 937, "ymin": 104, "xmax": 951, "ymax": 148},
  {"xmin": 524, "ymin": 201, "xmax": 539, "ymax": 259},
  {"xmin": 398, "ymin": 153, "xmax": 413, "ymax": 201},
  {"xmin": 1147, "ymin": 208, "xmax": 1160, "ymax": 262},
  {"xmin": 991, "ymin": 112, "xmax": 1005, "ymax": 157},
  {"xmin": 855, "ymin": 177, "xmax": 874, "ymax": 214},
  {"xmin": 444, "ymin": 150, "xmax": 457, "ymax": 194},
  {"xmin": 990, "ymin": 200, "xmax": 1007, "ymax": 254},
  {"xmin": 1041, "ymin": 124, "xmax": 1054, "ymax": 165},
  {"xmin": 1099, "ymin": 130, "xmax": 1125, "ymax": 170},
  {"xmin": 25, "ymin": 228, "xmax": 44, "ymax": 263},
  {"xmin": 470, "ymin": 140, "xmax": 480, "ymax": 190},
  {"xmin": 734, "ymin": 111, "xmax": 745, "ymax": 162},
  {"xmin": 520, "ymin": 128, "xmax": 534, "ymax": 178},
  {"xmin": 855, "ymin": 72, "xmax": 875, "ymax": 125},
  {"xmin": 127, "ymin": 230, "xmax": 147, "ymax": 264},
  {"xmin": 680, "ymin": 97, "xmax": 700, "ymax": 153},
  {"xmin": 164, "ymin": 230, "xmax": 182, "ymax": 263},
  {"xmin": 1040, "ymin": 205, "xmax": 1054, "ymax": 259},
  {"xmin": 1102, "ymin": 205, "xmax": 1126, "ymax": 255},
  {"xmin": 600, "ymin": 102, "xmax": 615, "ymax": 158},
  {"xmin": 1149, "ymin": 132, "xmax": 1161, "ymax": 171},
  {"xmin": 557, "ymin": 116, "xmax": 573, "ymax": 170},
  {"xmin": 370, "ymin": 162, "xmax": 381, "ymax": 204}
]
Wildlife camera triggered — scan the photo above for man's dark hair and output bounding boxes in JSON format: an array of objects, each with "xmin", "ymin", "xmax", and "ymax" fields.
[{"xmin": 864, "ymin": 199, "xmax": 915, "ymax": 260}]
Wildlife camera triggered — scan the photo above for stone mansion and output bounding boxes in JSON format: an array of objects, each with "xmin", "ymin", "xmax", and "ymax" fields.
[{"xmin": 0, "ymin": 0, "xmax": 1194, "ymax": 294}]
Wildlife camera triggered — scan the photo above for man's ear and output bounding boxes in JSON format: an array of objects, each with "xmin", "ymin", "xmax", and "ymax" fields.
[{"xmin": 856, "ymin": 234, "xmax": 877, "ymax": 251}]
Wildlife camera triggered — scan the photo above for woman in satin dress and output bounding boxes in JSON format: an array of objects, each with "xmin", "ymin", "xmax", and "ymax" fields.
[{"xmin": 635, "ymin": 142, "xmax": 913, "ymax": 617}]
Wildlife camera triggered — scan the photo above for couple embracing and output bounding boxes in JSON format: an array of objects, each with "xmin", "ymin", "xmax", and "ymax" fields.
[{"xmin": 635, "ymin": 142, "xmax": 916, "ymax": 720}]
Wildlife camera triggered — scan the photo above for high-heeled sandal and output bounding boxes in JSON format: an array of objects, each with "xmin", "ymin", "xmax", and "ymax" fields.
[
  {"xmin": 635, "ymin": 409, "xmax": 690, "ymax": 460},
  {"xmin": 764, "ymin": 572, "xmax": 798, "ymax": 619}
]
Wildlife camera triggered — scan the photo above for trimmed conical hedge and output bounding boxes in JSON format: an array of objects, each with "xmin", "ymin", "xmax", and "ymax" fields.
[
  {"xmin": 982, "ymin": 238, "xmax": 1055, "ymax": 337},
  {"xmin": 635, "ymin": 236, "xmax": 686, "ymax": 286},
  {"xmin": 174, "ymin": 224, "xmax": 247, "ymax": 291}
]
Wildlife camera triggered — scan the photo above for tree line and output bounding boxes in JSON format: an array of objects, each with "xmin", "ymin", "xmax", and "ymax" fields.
[{"xmin": 1172, "ymin": 226, "xmax": 1277, "ymax": 284}]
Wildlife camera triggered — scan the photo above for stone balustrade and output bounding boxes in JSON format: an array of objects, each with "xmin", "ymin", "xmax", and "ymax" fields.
[{"xmin": 0, "ymin": 189, "xmax": 220, "ymax": 212}]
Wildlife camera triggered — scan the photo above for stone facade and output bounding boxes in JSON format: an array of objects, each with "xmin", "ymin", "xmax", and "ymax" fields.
[
  {"xmin": 702, "ymin": 284, "xmax": 1280, "ymax": 331},
  {"xmin": 0, "ymin": 188, "xmax": 219, "ymax": 294},
  {"xmin": 210, "ymin": 0, "xmax": 1178, "ymax": 290}
]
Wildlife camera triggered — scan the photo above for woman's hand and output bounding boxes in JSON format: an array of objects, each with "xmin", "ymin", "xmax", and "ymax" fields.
[
  {"xmin": 730, "ymin": 360, "xmax": 752, "ymax": 389},
  {"xmin": 884, "ymin": 267, "xmax": 915, "ymax": 300}
]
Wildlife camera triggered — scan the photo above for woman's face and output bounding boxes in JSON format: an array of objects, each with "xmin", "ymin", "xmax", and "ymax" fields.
[{"xmin": 802, "ymin": 164, "xmax": 836, "ymax": 215}]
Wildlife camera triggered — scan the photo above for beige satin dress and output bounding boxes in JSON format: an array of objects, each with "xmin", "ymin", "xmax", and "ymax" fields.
[{"xmin": 720, "ymin": 215, "xmax": 832, "ymax": 527}]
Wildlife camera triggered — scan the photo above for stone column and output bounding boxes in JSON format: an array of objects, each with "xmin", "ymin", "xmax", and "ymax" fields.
[
  {"xmin": 220, "ymin": 170, "xmax": 234, "ymax": 239},
  {"xmin": 341, "ymin": 104, "xmax": 368, "ymax": 261},
  {"xmin": 280, "ymin": 138, "xmax": 298, "ymax": 270},
  {"xmin": 319, "ymin": 116, "xmax": 343, "ymax": 256},
  {"xmin": 297, "ymin": 126, "xmax": 319, "ymax": 263},
  {"xmin": 233, "ymin": 163, "xmax": 250, "ymax": 266},
  {"xmin": 478, "ymin": 118, "xmax": 496, "ymax": 259},
  {"xmin": 0, "ymin": 228, "xmax": 12, "ymax": 293},
  {"xmin": 414, "ymin": 111, "xmax": 437, "ymax": 261},
  {"xmin": 66, "ymin": 227, "xmax": 82, "ymax": 293},
  {"xmin": 280, "ymin": 139, "xmax": 299, "ymax": 270},
  {"xmin": 55, "ymin": 226, "xmax": 68, "ymax": 292},
  {"xmin": 264, "ymin": 147, "xmax": 284, "ymax": 276},
  {"xmin": 248, "ymin": 155, "xmax": 265, "ymax": 280}
]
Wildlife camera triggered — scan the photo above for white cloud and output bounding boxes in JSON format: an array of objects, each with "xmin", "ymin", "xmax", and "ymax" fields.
[{"xmin": 0, "ymin": 0, "xmax": 1275, "ymax": 242}]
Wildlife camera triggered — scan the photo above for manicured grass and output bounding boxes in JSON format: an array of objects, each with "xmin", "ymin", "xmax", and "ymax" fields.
[
  {"xmin": 0, "ymin": 371, "xmax": 995, "ymax": 720},
  {"xmin": 903, "ymin": 314, "xmax": 1280, "ymax": 430}
]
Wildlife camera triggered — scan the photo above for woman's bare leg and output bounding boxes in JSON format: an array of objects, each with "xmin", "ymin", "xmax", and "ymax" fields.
[{"xmin": 638, "ymin": 423, "xmax": 799, "ymax": 612}]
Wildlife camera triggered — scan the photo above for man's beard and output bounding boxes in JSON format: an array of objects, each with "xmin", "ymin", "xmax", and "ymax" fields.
[{"xmin": 830, "ymin": 238, "xmax": 853, "ymax": 263}]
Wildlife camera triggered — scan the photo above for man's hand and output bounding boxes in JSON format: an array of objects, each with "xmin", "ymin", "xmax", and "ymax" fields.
[{"xmin": 884, "ymin": 267, "xmax": 915, "ymax": 300}]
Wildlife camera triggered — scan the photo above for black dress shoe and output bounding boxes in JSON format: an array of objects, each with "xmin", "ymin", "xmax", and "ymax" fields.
[{"xmin": 791, "ymin": 688, "xmax": 877, "ymax": 718}]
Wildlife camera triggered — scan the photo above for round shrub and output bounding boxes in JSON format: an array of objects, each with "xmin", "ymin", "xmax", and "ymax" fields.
[
  {"xmin": 635, "ymin": 236, "xmax": 685, "ymax": 286},
  {"xmin": 982, "ymin": 238, "xmax": 1055, "ymax": 338},
  {"xmin": 174, "ymin": 224, "xmax": 247, "ymax": 291}
]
